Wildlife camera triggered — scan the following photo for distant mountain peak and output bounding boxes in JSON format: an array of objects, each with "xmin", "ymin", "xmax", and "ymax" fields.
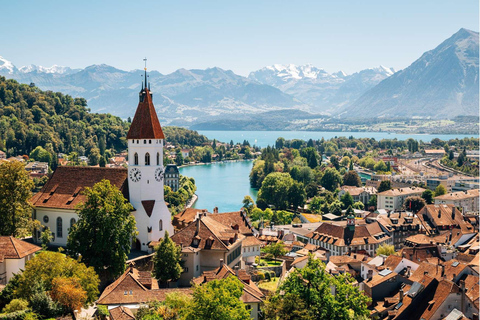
[{"xmin": 0, "ymin": 56, "xmax": 16, "ymax": 74}]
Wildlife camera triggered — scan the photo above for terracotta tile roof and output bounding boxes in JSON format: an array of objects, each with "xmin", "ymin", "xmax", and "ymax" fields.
[
  {"xmin": 0, "ymin": 237, "xmax": 41, "ymax": 260},
  {"xmin": 242, "ymin": 236, "xmax": 263, "ymax": 247},
  {"xmin": 416, "ymin": 205, "xmax": 475, "ymax": 235},
  {"xmin": 173, "ymin": 208, "xmax": 208, "ymax": 228},
  {"xmin": 435, "ymin": 189, "xmax": 479, "ymax": 201},
  {"xmin": 209, "ymin": 211, "xmax": 255, "ymax": 236},
  {"xmin": 363, "ymin": 271, "xmax": 398, "ymax": 288},
  {"xmin": 399, "ymin": 246, "xmax": 441, "ymax": 263},
  {"xmin": 383, "ymin": 255, "xmax": 403, "ymax": 271},
  {"xmin": 420, "ymin": 279, "xmax": 459, "ymax": 320},
  {"xmin": 109, "ymin": 306, "xmax": 135, "ymax": 320},
  {"xmin": 170, "ymin": 216, "xmax": 244, "ymax": 251},
  {"xmin": 30, "ymin": 167, "xmax": 128, "ymax": 210},
  {"xmin": 377, "ymin": 213, "xmax": 421, "ymax": 232},
  {"xmin": 126, "ymin": 88, "xmax": 165, "ymax": 140},
  {"xmin": 192, "ymin": 264, "xmax": 265, "ymax": 304},
  {"xmin": 443, "ymin": 259, "xmax": 468, "ymax": 281},
  {"xmin": 329, "ymin": 255, "xmax": 360, "ymax": 266},
  {"xmin": 97, "ymin": 266, "xmax": 192, "ymax": 305},
  {"xmin": 409, "ymin": 262, "xmax": 442, "ymax": 283},
  {"xmin": 377, "ymin": 187, "xmax": 425, "ymax": 197},
  {"xmin": 306, "ymin": 221, "xmax": 390, "ymax": 247},
  {"xmin": 464, "ymin": 275, "xmax": 479, "ymax": 309}
]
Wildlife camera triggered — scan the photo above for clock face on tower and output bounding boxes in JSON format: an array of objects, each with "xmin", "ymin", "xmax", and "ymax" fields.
[
  {"xmin": 155, "ymin": 167, "xmax": 164, "ymax": 182},
  {"xmin": 129, "ymin": 168, "xmax": 142, "ymax": 182}
]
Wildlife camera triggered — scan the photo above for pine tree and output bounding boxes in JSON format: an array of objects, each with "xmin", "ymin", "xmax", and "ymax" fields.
[{"xmin": 153, "ymin": 231, "xmax": 183, "ymax": 287}]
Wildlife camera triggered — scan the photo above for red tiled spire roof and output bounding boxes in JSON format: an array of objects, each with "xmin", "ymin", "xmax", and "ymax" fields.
[{"xmin": 126, "ymin": 87, "xmax": 165, "ymax": 140}]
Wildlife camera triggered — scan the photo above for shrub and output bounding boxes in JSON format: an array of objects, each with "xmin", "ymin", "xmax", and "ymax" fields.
[
  {"xmin": 0, "ymin": 310, "xmax": 29, "ymax": 320},
  {"xmin": 29, "ymin": 292, "xmax": 63, "ymax": 318},
  {"xmin": 257, "ymin": 272, "xmax": 265, "ymax": 281},
  {"xmin": 2, "ymin": 299, "xmax": 28, "ymax": 313},
  {"xmin": 265, "ymin": 272, "xmax": 271, "ymax": 281},
  {"xmin": 96, "ymin": 305, "xmax": 109, "ymax": 320},
  {"xmin": 264, "ymin": 253, "xmax": 274, "ymax": 261},
  {"xmin": 22, "ymin": 313, "xmax": 39, "ymax": 320}
]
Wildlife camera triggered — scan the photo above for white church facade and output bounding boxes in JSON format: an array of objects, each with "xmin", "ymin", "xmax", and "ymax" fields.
[{"xmin": 30, "ymin": 77, "xmax": 173, "ymax": 252}]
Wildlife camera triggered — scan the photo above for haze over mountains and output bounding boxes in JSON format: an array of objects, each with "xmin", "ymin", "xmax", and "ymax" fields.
[{"xmin": 0, "ymin": 28, "xmax": 478, "ymax": 126}]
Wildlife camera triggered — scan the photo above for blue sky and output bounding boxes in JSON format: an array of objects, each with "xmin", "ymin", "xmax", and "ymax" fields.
[{"xmin": 1, "ymin": 0, "xmax": 478, "ymax": 76}]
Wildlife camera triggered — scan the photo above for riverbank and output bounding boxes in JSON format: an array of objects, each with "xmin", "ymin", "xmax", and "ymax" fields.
[
  {"xmin": 186, "ymin": 194, "xmax": 198, "ymax": 208},
  {"xmin": 179, "ymin": 158, "xmax": 254, "ymax": 169}
]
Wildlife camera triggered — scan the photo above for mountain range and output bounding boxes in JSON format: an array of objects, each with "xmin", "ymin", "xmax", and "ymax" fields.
[{"xmin": 0, "ymin": 28, "xmax": 478, "ymax": 126}]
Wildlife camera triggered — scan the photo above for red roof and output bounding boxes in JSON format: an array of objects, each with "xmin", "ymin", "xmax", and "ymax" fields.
[
  {"xmin": 126, "ymin": 88, "xmax": 165, "ymax": 140},
  {"xmin": 0, "ymin": 236, "xmax": 42, "ymax": 260}
]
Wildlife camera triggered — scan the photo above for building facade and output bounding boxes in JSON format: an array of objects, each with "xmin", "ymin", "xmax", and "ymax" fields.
[{"xmin": 377, "ymin": 187, "xmax": 425, "ymax": 211}]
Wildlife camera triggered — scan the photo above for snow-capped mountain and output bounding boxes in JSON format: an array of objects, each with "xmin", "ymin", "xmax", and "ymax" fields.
[
  {"xmin": 0, "ymin": 56, "xmax": 16, "ymax": 74},
  {"xmin": 249, "ymin": 64, "xmax": 395, "ymax": 113},
  {"xmin": 18, "ymin": 64, "xmax": 79, "ymax": 74},
  {"xmin": 344, "ymin": 28, "xmax": 479, "ymax": 118}
]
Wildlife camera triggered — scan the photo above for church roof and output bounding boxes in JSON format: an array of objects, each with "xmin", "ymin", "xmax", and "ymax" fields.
[
  {"xmin": 126, "ymin": 87, "xmax": 165, "ymax": 140},
  {"xmin": 0, "ymin": 236, "xmax": 42, "ymax": 261},
  {"xmin": 30, "ymin": 166, "xmax": 128, "ymax": 210}
]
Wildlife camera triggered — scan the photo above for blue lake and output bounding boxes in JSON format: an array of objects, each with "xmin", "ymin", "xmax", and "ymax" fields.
[
  {"xmin": 179, "ymin": 160, "xmax": 257, "ymax": 213},
  {"xmin": 197, "ymin": 130, "xmax": 476, "ymax": 148}
]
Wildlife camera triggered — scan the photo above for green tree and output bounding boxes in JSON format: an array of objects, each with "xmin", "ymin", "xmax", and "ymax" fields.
[
  {"xmin": 242, "ymin": 195, "xmax": 255, "ymax": 215},
  {"xmin": 288, "ymin": 181, "xmax": 306, "ymax": 212},
  {"xmin": 448, "ymin": 150, "xmax": 454, "ymax": 161},
  {"xmin": 435, "ymin": 184, "xmax": 447, "ymax": 196},
  {"xmin": 88, "ymin": 147, "xmax": 101, "ymax": 166},
  {"xmin": 0, "ymin": 161, "xmax": 36, "ymax": 237},
  {"xmin": 152, "ymin": 231, "xmax": 183, "ymax": 288},
  {"xmin": 343, "ymin": 171, "xmax": 362, "ymax": 187},
  {"xmin": 320, "ymin": 167, "xmax": 343, "ymax": 192},
  {"xmin": 175, "ymin": 150, "xmax": 184, "ymax": 166},
  {"xmin": 258, "ymin": 172, "xmax": 294, "ymax": 210},
  {"xmin": 328, "ymin": 201, "xmax": 343, "ymax": 215},
  {"xmin": 184, "ymin": 276, "xmax": 251, "ymax": 320},
  {"xmin": 67, "ymin": 180, "xmax": 137, "ymax": 279},
  {"xmin": 376, "ymin": 244, "xmax": 396, "ymax": 256},
  {"xmin": 403, "ymin": 196, "xmax": 426, "ymax": 213},
  {"xmin": 422, "ymin": 189, "xmax": 435, "ymax": 204},
  {"xmin": 368, "ymin": 195, "xmax": 377, "ymax": 209},
  {"xmin": 16, "ymin": 251, "xmax": 99, "ymax": 305},
  {"xmin": 264, "ymin": 256, "xmax": 370, "ymax": 320},
  {"xmin": 340, "ymin": 192, "xmax": 354, "ymax": 209},
  {"xmin": 330, "ymin": 155, "xmax": 340, "ymax": 170},
  {"xmin": 99, "ymin": 156, "xmax": 106, "ymax": 167},
  {"xmin": 263, "ymin": 241, "xmax": 288, "ymax": 262},
  {"xmin": 29, "ymin": 146, "xmax": 52, "ymax": 163},
  {"xmin": 301, "ymin": 147, "xmax": 319, "ymax": 169},
  {"xmin": 352, "ymin": 201, "xmax": 365, "ymax": 210},
  {"xmin": 305, "ymin": 182, "xmax": 318, "ymax": 198},
  {"xmin": 377, "ymin": 180, "xmax": 392, "ymax": 193},
  {"xmin": 308, "ymin": 196, "xmax": 324, "ymax": 213},
  {"xmin": 40, "ymin": 227, "xmax": 53, "ymax": 249},
  {"xmin": 374, "ymin": 160, "xmax": 388, "ymax": 172}
]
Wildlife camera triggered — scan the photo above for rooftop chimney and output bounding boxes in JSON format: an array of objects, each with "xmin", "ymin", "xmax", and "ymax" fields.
[
  {"xmin": 219, "ymin": 259, "xmax": 224, "ymax": 267},
  {"xmin": 438, "ymin": 210, "xmax": 441, "ymax": 218},
  {"xmin": 234, "ymin": 266, "xmax": 239, "ymax": 277},
  {"xmin": 461, "ymin": 280, "xmax": 466, "ymax": 314},
  {"xmin": 441, "ymin": 265, "xmax": 445, "ymax": 277},
  {"xmin": 399, "ymin": 288, "xmax": 404, "ymax": 302},
  {"xmin": 452, "ymin": 207, "xmax": 455, "ymax": 220}
]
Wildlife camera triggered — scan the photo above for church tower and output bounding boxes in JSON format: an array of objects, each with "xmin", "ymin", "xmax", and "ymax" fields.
[{"xmin": 126, "ymin": 66, "xmax": 173, "ymax": 252}]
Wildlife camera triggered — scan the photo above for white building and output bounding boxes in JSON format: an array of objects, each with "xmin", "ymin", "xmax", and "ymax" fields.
[
  {"xmin": 377, "ymin": 187, "xmax": 425, "ymax": 211},
  {"xmin": 434, "ymin": 189, "xmax": 479, "ymax": 213},
  {"xmin": 30, "ymin": 82, "xmax": 173, "ymax": 252},
  {"xmin": 0, "ymin": 237, "xmax": 41, "ymax": 284}
]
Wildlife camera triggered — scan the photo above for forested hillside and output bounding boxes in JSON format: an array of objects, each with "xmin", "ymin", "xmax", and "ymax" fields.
[{"xmin": 0, "ymin": 77, "xmax": 210, "ymax": 167}]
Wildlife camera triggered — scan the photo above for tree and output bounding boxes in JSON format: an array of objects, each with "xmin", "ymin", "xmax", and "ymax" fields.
[
  {"xmin": 258, "ymin": 172, "xmax": 294, "ymax": 210},
  {"xmin": 16, "ymin": 251, "xmax": 99, "ymax": 305},
  {"xmin": 320, "ymin": 167, "xmax": 342, "ymax": 192},
  {"xmin": 0, "ymin": 161, "xmax": 36, "ymax": 237},
  {"xmin": 352, "ymin": 201, "xmax": 365, "ymax": 210},
  {"xmin": 340, "ymin": 192, "xmax": 354, "ymax": 209},
  {"xmin": 50, "ymin": 277, "xmax": 87, "ymax": 313},
  {"xmin": 377, "ymin": 180, "xmax": 392, "ymax": 193},
  {"xmin": 40, "ymin": 227, "xmax": 53, "ymax": 249},
  {"xmin": 301, "ymin": 147, "xmax": 319, "ymax": 169},
  {"xmin": 263, "ymin": 241, "xmax": 288, "ymax": 262},
  {"xmin": 288, "ymin": 181, "xmax": 306, "ymax": 212},
  {"xmin": 308, "ymin": 196, "xmax": 324, "ymax": 213},
  {"xmin": 328, "ymin": 201, "xmax": 343, "ymax": 215},
  {"xmin": 29, "ymin": 146, "xmax": 52, "ymax": 163},
  {"xmin": 448, "ymin": 150, "xmax": 454, "ymax": 161},
  {"xmin": 264, "ymin": 256, "xmax": 370, "ymax": 320},
  {"xmin": 368, "ymin": 195, "xmax": 377, "ymax": 209},
  {"xmin": 340, "ymin": 156, "xmax": 350, "ymax": 168},
  {"xmin": 67, "ymin": 180, "xmax": 137, "ymax": 279},
  {"xmin": 242, "ymin": 195, "xmax": 255, "ymax": 215},
  {"xmin": 175, "ymin": 150, "xmax": 184, "ymax": 166},
  {"xmin": 376, "ymin": 244, "xmax": 396, "ymax": 256},
  {"xmin": 152, "ymin": 231, "xmax": 183, "ymax": 287},
  {"xmin": 88, "ymin": 147, "xmax": 101, "ymax": 166},
  {"xmin": 422, "ymin": 189, "xmax": 435, "ymax": 204},
  {"xmin": 305, "ymin": 182, "xmax": 318, "ymax": 198},
  {"xmin": 343, "ymin": 171, "xmax": 362, "ymax": 187},
  {"xmin": 99, "ymin": 156, "xmax": 106, "ymax": 167},
  {"xmin": 403, "ymin": 196, "xmax": 426, "ymax": 213},
  {"xmin": 374, "ymin": 160, "xmax": 388, "ymax": 172},
  {"xmin": 330, "ymin": 155, "xmax": 340, "ymax": 170},
  {"xmin": 435, "ymin": 184, "xmax": 447, "ymax": 196},
  {"xmin": 184, "ymin": 276, "xmax": 251, "ymax": 320}
]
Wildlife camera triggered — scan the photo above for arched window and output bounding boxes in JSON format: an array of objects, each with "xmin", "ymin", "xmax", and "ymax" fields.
[
  {"xmin": 156, "ymin": 152, "xmax": 160, "ymax": 165},
  {"xmin": 159, "ymin": 220, "xmax": 163, "ymax": 231},
  {"xmin": 145, "ymin": 153, "xmax": 150, "ymax": 166},
  {"xmin": 57, "ymin": 217, "xmax": 63, "ymax": 238},
  {"xmin": 70, "ymin": 218, "xmax": 76, "ymax": 229},
  {"xmin": 134, "ymin": 153, "xmax": 139, "ymax": 165}
]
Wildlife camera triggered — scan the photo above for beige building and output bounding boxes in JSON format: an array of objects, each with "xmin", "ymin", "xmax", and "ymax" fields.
[
  {"xmin": 377, "ymin": 187, "xmax": 425, "ymax": 211},
  {"xmin": 170, "ymin": 215, "xmax": 244, "ymax": 287},
  {"xmin": 434, "ymin": 189, "xmax": 479, "ymax": 213},
  {"xmin": 338, "ymin": 186, "xmax": 377, "ymax": 206}
]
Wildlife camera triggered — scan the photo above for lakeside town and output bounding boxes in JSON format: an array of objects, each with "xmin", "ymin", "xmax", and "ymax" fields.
[{"xmin": 0, "ymin": 67, "xmax": 478, "ymax": 320}]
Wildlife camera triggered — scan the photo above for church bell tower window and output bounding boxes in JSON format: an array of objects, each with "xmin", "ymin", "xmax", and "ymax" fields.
[
  {"xmin": 134, "ymin": 153, "xmax": 139, "ymax": 165},
  {"xmin": 145, "ymin": 153, "xmax": 150, "ymax": 166}
]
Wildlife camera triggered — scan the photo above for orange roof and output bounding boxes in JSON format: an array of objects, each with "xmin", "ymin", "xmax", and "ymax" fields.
[
  {"xmin": 30, "ymin": 167, "xmax": 128, "ymax": 210},
  {"xmin": 126, "ymin": 87, "xmax": 165, "ymax": 140},
  {"xmin": 0, "ymin": 236, "xmax": 41, "ymax": 260},
  {"xmin": 109, "ymin": 306, "xmax": 135, "ymax": 320}
]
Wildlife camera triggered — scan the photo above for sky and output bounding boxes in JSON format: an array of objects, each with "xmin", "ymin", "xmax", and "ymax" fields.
[{"xmin": 1, "ymin": 0, "xmax": 478, "ymax": 76}]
